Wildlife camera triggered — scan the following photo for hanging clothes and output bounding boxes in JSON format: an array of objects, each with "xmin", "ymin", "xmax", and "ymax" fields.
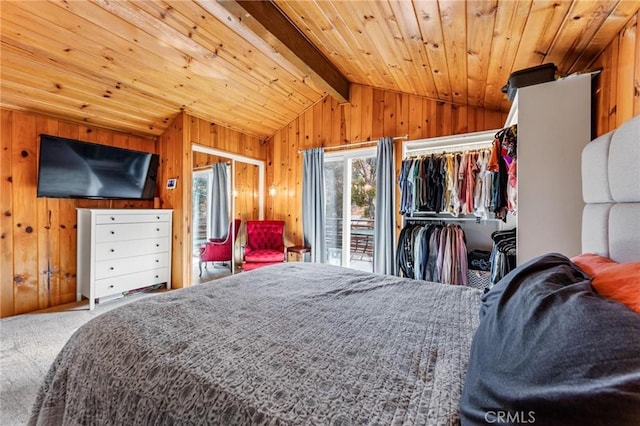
[
  {"xmin": 396, "ymin": 222, "xmax": 469, "ymax": 286},
  {"xmin": 473, "ymin": 150, "xmax": 490, "ymax": 219},
  {"xmin": 489, "ymin": 125, "xmax": 519, "ymax": 220},
  {"xmin": 398, "ymin": 146, "xmax": 516, "ymax": 221},
  {"xmin": 489, "ymin": 228, "xmax": 517, "ymax": 286}
]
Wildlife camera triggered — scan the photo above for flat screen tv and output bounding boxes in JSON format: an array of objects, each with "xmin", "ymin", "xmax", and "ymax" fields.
[{"xmin": 37, "ymin": 134, "xmax": 160, "ymax": 200}]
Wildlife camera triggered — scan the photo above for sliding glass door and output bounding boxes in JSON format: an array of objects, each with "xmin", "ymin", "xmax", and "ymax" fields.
[{"xmin": 324, "ymin": 148, "xmax": 377, "ymax": 272}]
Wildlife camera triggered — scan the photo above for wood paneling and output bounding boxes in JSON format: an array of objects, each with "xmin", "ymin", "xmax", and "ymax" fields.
[
  {"xmin": 0, "ymin": 109, "xmax": 156, "ymax": 318},
  {"xmin": 592, "ymin": 12, "xmax": 640, "ymax": 136},
  {"xmin": 0, "ymin": 0, "xmax": 322, "ymax": 138},
  {"xmin": 0, "ymin": 109, "xmax": 266, "ymax": 317},
  {"xmin": 266, "ymin": 84, "xmax": 506, "ymax": 247},
  {"xmin": 189, "ymin": 117, "xmax": 268, "ymax": 159},
  {"xmin": 157, "ymin": 113, "xmax": 191, "ymax": 290},
  {"xmin": 2, "ymin": 1, "xmax": 637, "ymax": 139}
]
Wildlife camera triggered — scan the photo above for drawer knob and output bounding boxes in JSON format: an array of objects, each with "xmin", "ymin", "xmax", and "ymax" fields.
[
  {"xmin": 109, "ymin": 285, "xmax": 114, "ymax": 288},
  {"xmin": 155, "ymin": 259, "xmax": 160, "ymax": 263},
  {"xmin": 110, "ymin": 249, "xmax": 115, "ymax": 253},
  {"xmin": 110, "ymin": 231, "xmax": 115, "ymax": 235},
  {"xmin": 155, "ymin": 244, "xmax": 160, "ymax": 247},
  {"xmin": 110, "ymin": 267, "xmax": 114, "ymax": 270},
  {"xmin": 156, "ymin": 216, "xmax": 160, "ymax": 219},
  {"xmin": 156, "ymin": 228, "xmax": 160, "ymax": 232},
  {"xmin": 155, "ymin": 275, "xmax": 159, "ymax": 279},
  {"xmin": 110, "ymin": 217, "xmax": 115, "ymax": 221}
]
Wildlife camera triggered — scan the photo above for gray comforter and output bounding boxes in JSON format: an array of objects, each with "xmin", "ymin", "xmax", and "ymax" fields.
[{"xmin": 30, "ymin": 263, "xmax": 482, "ymax": 425}]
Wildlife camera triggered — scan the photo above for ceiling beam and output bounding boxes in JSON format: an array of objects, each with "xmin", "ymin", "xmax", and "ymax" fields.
[{"xmin": 217, "ymin": 0, "xmax": 350, "ymax": 103}]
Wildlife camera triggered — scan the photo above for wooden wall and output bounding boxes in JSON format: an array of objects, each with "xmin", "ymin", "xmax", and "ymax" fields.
[
  {"xmin": 0, "ymin": 109, "xmax": 264, "ymax": 317},
  {"xmin": 592, "ymin": 12, "xmax": 640, "ymax": 136},
  {"xmin": 156, "ymin": 112, "xmax": 191, "ymax": 290},
  {"xmin": 266, "ymin": 83, "xmax": 507, "ymax": 247},
  {"xmin": 0, "ymin": 109, "xmax": 156, "ymax": 318}
]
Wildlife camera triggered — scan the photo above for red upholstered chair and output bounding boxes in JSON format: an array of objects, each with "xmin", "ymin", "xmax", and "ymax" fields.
[
  {"xmin": 199, "ymin": 219, "xmax": 241, "ymax": 276},
  {"xmin": 242, "ymin": 220, "xmax": 286, "ymax": 271}
]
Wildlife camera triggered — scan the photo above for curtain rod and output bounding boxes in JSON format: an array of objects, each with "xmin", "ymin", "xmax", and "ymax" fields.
[
  {"xmin": 298, "ymin": 135, "xmax": 408, "ymax": 154},
  {"xmin": 192, "ymin": 161, "xmax": 230, "ymax": 172}
]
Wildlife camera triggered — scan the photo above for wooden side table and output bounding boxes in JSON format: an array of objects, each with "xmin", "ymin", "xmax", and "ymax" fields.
[{"xmin": 287, "ymin": 245, "xmax": 311, "ymax": 262}]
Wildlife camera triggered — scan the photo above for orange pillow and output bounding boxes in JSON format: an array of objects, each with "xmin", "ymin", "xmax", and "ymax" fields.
[
  {"xmin": 592, "ymin": 262, "xmax": 640, "ymax": 314},
  {"xmin": 571, "ymin": 253, "xmax": 618, "ymax": 277}
]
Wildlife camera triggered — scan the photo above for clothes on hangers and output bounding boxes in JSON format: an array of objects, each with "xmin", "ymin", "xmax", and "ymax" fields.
[
  {"xmin": 399, "ymin": 146, "xmax": 516, "ymax": 221},
  {"xmin": 489, "ymin": 228, "xmax": 517, "ymax": 286},
  {"xmin": 495, "ymin": 124, "xmax": 518, "ymax": 159},
  {"xmin": 396, "ymin": 222, "xmax": 469, "ymax": 285},
  {"xmin": 489, "ymin": 125, "xmax": 519, "ymax": 218}
]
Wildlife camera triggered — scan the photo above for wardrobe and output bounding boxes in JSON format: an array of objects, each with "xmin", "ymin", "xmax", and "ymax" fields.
[{"xmin": 397, "ymin": 73, "xmax": 592, "ymax": 283}]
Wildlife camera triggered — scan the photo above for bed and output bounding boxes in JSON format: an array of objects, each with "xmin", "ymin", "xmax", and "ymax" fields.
[{"xmin": 30, "ymin": 115, "xmax": 640, "ymax": 425}]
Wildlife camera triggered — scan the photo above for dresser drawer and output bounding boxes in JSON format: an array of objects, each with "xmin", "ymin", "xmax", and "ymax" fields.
[
  {"xmin": 95, "ymin": 238, "xmax": 169, "ymax": 261},
  {"xmin": 95, "ymin": 213, "xmax": 170, "ymax": 224},
  {"xmin": 95, "ymin": 222, "xmax": 170, "ymax": 242},
  {"xmin": 94, "ymin": 268, "xmax": 169, "ymax": 299},
  {"xmin": 95, "ymin": 253, "xmax": 169, "ymax": 279}
]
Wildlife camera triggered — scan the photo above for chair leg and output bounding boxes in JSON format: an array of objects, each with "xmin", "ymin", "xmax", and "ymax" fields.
[{"xmin": 199, "ymin": 261, "xmax": 203, "ymax": 277}]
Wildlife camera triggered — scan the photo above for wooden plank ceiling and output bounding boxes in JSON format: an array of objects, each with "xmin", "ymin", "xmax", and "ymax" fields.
[{"xmin": 1, "ymin": 0, "xmax": 638, "ymax": 139}]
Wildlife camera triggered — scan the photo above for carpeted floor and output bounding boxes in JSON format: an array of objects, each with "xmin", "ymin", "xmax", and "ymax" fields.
[
  {"xmin": 0, "ymin": 260, "xmax": 232, "ymax": 425},
  {"xmin": 0, "ymin": 291, "xmax": 164, "ymax": 426}
]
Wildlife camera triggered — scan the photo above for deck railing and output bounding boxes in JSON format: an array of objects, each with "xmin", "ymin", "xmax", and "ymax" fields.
[{"xmin": 325, "ymin": 217, "xmax": 374, "ymax": 260}]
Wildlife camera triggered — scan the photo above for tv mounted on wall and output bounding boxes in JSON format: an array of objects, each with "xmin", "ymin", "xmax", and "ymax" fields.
[{"xmin": 37, "ymin": 134, "xmax": 160, "ymax": 200}]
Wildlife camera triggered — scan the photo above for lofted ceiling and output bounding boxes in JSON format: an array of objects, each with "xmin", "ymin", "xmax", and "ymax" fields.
[{"xmin": 1, "ymin": 0, "xmax": 638, "ymax": 140}]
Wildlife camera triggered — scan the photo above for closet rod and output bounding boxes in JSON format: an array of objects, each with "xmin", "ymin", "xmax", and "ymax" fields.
[
  {"xmin": 298, "ymin": 135, "xmax": 408, "ymax": 153},
  {"xmin": 406, "ymin": 215, "xmax": 500, "ymax": 223},
  {"xmin": 405, "ymin": 140, "xmax": 493, "ymax": 156}
]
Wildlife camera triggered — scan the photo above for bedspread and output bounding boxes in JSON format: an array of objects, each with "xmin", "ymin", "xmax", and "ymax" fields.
[{"xmin": 30, "ymin": 263, "xmax": 482, "ymax": 425}]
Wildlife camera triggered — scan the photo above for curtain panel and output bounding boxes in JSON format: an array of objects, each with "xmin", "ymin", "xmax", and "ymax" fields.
[
  {"xmin": 302, "ymin": 148, "xmax": 326, "ymax": 263},
  {"xmin": 210, "ymin": 162, "xmax": 230, "ymax": 239},
  {"xmin": 373, "ymin": 137, "xmax": 396, "ymax": 274}
]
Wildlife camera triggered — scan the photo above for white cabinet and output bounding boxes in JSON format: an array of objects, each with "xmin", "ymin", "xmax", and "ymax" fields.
[
  {"xmin": 513, "ymin": 74, "xmax": 592, "ymax": 264},
  {"xmin": 76, "ymin": 208, "xmax": 173, "ymax": 309}
]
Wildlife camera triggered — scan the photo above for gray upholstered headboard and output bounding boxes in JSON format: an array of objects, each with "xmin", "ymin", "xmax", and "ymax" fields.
[{"xmin": 582, "ymin": 115, "xmax": 640, "ymax": 263}]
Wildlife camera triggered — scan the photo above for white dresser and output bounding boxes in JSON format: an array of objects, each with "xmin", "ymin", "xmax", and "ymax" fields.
[{"xmin": 76, "ymin": 208, "xmax": 173, "ymax": 309}]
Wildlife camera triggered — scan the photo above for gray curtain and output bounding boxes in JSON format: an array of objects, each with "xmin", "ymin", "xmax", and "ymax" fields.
[
  {"xmin": 373, "ymin": 137, "xmax": 395, "ymax": 274},
  {"xmin": 302, "ymin": 148, "xmax": 326, "ymax": 263},
  {"xmin": 210, "ymin": 162, "xmax": 230, "ymax": 239}
]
